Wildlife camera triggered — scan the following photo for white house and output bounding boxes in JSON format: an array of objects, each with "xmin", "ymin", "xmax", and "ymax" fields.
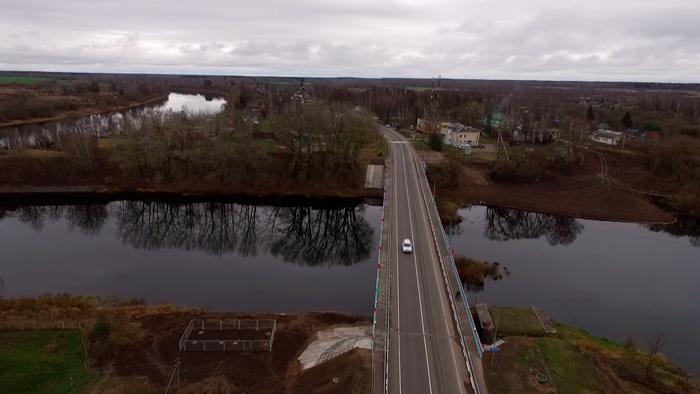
[
  {"xmin": 590, "ymin": 129, "xmax": 622, "ymax": 146},
  {"xmin": 440, "ymin": 123, "xmax": 480, "ymax": 147}
]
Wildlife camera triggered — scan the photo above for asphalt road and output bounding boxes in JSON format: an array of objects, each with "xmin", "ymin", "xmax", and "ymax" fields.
[{"xmin": 383, "ymin": 127, "xmax": 475, "ymax": 394}]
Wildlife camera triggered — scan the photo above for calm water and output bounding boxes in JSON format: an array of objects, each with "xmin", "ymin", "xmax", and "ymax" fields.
[
  {"xmin": 0, "ymin": 200, "xmax": 380, "ymax": 314},
  {"xmin": 0, "ymin": 93, "xmax": 225, "ymax": 148},
  {"xmin": 450, "ymin": 206, "xmax": 700, "ymax": 375}
]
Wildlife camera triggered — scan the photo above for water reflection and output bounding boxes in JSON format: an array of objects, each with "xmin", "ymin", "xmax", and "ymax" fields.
[
  {"xmin": 452, "ymin": 205, "xmax": 700, "ymax": 375},
  {"xmin": 0, "ymin": 201, "xmax": 373, "ymax": 267},
  {"xmin": 483, "ymin": 207, "xmax": 585, "ymax": 246},
  {"xmin": 644, "ymin": 216, "xmax": 700, "ymax": 247},
  {"xmin": 0, "ymin": 93, "xmax": 224, "ymax": 149}
]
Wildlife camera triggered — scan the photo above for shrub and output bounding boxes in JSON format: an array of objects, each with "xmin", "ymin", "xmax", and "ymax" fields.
[
  {"xmin": 428, "ymin": 133, "xmax": 443, "ymax": 151},
  {"xmin": 454, "ymin": 255, "xmax": 503, "ymax": 286},
  {"xmin": 92, "ymin": 316, "xmax": 111, "ymax": 340},
  {"xmin": 491, "ymin": 146, "xmax": 578, "ymax": 183}
]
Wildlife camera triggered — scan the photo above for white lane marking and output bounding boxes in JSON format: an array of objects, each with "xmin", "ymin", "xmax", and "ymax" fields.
[
  {"xmin": 401, "ymin": 139, "xmax": 435, "ymax": 394},
  {"xmin": 393, "ymin": 134, "xmax": 403, "ymax": 394},
  {"xmin": 405, "ymin": 144, "xmax": 466, "ymax": 394}
]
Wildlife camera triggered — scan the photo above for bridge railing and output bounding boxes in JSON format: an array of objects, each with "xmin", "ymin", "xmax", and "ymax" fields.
[
  {"xmin": 371, "ymin": 158, "xmax": 391, "ymax": 394},
  {"xmin": 411, "ymin": 154, "xmax": 483, "ymax": 394},
  {"xmin": 417, "ymin": 160, "xmax": 483, "ymax": 357}
]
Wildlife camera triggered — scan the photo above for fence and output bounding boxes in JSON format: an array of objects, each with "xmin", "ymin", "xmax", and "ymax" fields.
[{"xmin": 179, "ymin": 319, "xmax": 277, "ymax": 351}]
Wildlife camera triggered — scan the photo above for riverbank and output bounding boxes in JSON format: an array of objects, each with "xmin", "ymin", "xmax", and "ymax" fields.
[
  {"xmin": 0, "ymin": 181, "xmax": 382, "ymax": 203},
  {"xmin": 479, "ymin": 307, "xmax": 698, "ymax": 394},
  {"xmin": 0, "ymin": 94, "xmax": 169, "ymax": 128},
  {"xmin": 0, "ymin": 187, "xmax": 379, "ymax": 208},
  {"xmin": 0, "ymin": 295, "xmax": 371, "ymax": 394},
  {"xmin": 427, "ymin": 149, "xmax": 676, "ymax": 224}
]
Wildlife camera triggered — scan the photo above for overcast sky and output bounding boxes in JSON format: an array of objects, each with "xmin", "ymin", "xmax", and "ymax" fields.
[{"xmin": 1, "ymin": 0, "xmax": 698, "ymax": 82}]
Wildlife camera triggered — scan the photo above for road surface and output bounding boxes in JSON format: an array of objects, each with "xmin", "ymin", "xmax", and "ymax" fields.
[{"xmin": 383, "ymin": 127, "xmax": 475, "ymax": 394}]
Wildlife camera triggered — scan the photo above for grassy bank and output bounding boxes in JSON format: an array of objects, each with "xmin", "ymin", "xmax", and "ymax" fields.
[
  {"xmin": 0, "ymin": 331, "xmax": 94, "ymax": 394},
  {"xmin": 484, "ymin": 310, "xmax": 698, "ymax": 394}
]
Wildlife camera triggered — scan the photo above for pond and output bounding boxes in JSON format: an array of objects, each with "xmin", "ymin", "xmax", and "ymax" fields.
[
  {"xmin": 449, "ymin": 206, "xmax": 700, "ymax": 376},
  {"xmin": 0, "ymin": 199, "xmax": 381, "ymax": 314},
  {"xmin": 0, "ymin": 93, "xmax": 226, "ymax": 148}
]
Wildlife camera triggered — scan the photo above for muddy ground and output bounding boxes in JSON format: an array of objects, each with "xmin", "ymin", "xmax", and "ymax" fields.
[
  {"xmin": 104, "ymin": 311, "xmax": 371, "ymax": 394},
  {"xmin": 439, "ymin": 148, "xmax": 675, "ymax": 223}
]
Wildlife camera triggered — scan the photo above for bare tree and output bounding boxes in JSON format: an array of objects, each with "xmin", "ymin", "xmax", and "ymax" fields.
[
  {"xmin": 562, "ymin": 115, "xmax": 592, "ymax": 155},
  {"xmin": 645, "ymin": 333, "xmax": 668, "ymax": 379},
  {"xmin": 59, "ymin": 119, "xmax": 97, "ymax": 169}
]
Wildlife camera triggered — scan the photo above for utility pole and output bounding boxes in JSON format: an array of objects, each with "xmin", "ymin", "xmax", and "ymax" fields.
[
  {"xmin": 176, "ymin": 358, "xmax": 181, "ymax": 394},
  {"xmin": 491, "ymin": 308, "xmax": 500, "ymax": 366},
  {"xmin": 621, "ymin": 133, "xmax": 626, "ymax": 154}
]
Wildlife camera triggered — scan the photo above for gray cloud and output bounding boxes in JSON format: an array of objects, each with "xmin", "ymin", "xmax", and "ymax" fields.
[{"xmin": 0, "ymin": 0, "xmax": 697, "ymax": 81}]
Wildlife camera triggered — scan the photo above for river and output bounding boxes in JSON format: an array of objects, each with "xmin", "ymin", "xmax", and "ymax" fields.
[
  {"xmin": 0, "ymin": 199, "xmax": 381, "ymax": 314},
  {"xmin": 0, "ymin": 93, "xmax": 226, "ymax": 148},
  {"xmin": 450, "ymin": 205, "xmax": 700, "ymax": 376}
]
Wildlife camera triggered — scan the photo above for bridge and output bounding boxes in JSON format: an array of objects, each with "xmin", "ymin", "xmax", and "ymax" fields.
[{"xmin": 372, "ymin": 126, "xmax": 488, "ymax": 394}]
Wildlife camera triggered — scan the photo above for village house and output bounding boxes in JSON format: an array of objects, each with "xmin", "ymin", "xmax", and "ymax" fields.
[
  {"xmin": 417, "ymin": 118, "xmax": 450, "ymax": 133},
  {"xmin": 591, "ymin": 129, "xmax": 623, "ymax": 146},
  {"xmin": 440, "ymin": 123, "xmax": 480, "ymax": 147}
]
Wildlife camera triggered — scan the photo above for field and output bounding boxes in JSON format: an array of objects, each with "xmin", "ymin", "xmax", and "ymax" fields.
[
  {"xmin": 406, "ymin": 86, "xmax": 448, "ymax": 92},
  {"xmin": 0, "ymin": 77, "xmax": 109, "ymax": 88},
  {"xmin": 0, "ymin": 76, "xmax": 71, "ymax": 85},
  {"xmin": 0, "ymin": 331, "xmax": 95, "ymax": 394}
]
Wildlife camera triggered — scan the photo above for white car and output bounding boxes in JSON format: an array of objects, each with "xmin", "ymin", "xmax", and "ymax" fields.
[{"xmin": 402, "ymin": 239, "xmax": 413, "ymax": 253}]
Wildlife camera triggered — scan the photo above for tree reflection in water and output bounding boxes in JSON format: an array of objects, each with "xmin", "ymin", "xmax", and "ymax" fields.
[
  {"xmin": 0, "ymin": 205, "xmax": 108, "ymax": 235},
  {"xmin": 0, "ymin": 201, "xmax": 374, "ymax": 267},
  {"xmin": 644, "ymin": 216, "xmax": 700, "ymax": 247},
  {"xmin": 483, "ymin": 207, "xmax": 585, "ymax": 246},
  {"xmin": 111, "ymin": 201, "xmax": 373, "ymax": 266}
]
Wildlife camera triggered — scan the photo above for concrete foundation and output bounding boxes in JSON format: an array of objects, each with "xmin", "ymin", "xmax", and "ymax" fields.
[{"xmin": 474, "ymin": 303, "xmax": 495, "ymax": 345}]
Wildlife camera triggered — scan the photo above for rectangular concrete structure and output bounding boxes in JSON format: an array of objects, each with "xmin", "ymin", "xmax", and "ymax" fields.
[
  {"xmin": 532, "ymin": 307, "xmax": 558, "ymax": 334},
  {"xmin": 364, "ymin": 164, "xmax": 385, "ymax": 189},
  {"xmin": 474, "ymin": 304, "xmax": 495, "ymax": 345}
]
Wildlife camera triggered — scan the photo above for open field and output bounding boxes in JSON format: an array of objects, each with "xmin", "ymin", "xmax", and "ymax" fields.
[
  {"xmin": 0, "ymin": 77, "xmax": 109, "ymax": 88},
  {"xmin": 483, "ymin": 312, "xmax": 699, "ymax": 394},
  {"xmin": 0, "ymin": 330, "xmax": 95, "ymax": 394},
  {"xmin": 0, "ymin": 76, "xmax": 70, "ymax": 85}
]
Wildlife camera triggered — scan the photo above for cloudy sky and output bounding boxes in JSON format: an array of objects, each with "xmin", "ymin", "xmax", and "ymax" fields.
[{"xmin": 1, "ymin": 0, "xmax": 698, "ymax": 82}]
